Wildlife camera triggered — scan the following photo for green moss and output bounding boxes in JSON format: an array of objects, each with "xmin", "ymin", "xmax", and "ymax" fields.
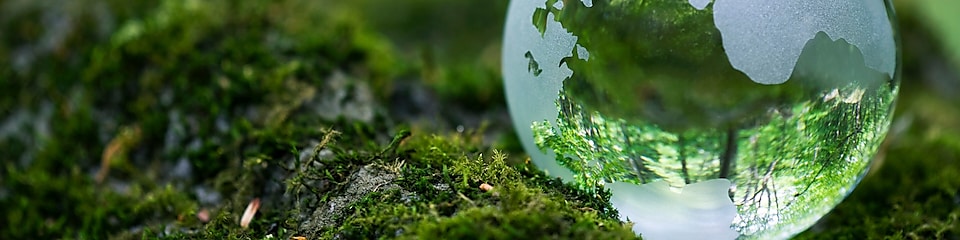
[
  {"xmin": 2, "ymin": 165, "xmax": 196, "ymax": 238},
  {"xmin": 0, "ymin": 0, "xmax": 401, "ymax": 238},
  {"xmin": 2, "ymin": 0, "xmax": 960, "ymax": 239},
  {"xmin": 321, "ymin": 133, "xmax": 637, "ymax": 239},
  {"xmin": 421, "ymin": 59, "xmax": 505, "ymax": 110}
]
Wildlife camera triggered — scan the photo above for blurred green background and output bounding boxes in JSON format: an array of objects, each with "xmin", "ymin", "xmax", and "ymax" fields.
[{"xmin": 0, "ymin": 0, "xmax": 958, "ymax": 239}]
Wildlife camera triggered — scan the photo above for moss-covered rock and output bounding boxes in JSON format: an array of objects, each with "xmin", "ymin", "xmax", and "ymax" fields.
[{"xmin": 312, "ymin": 133, "xmax": 637, "ymax": 239}]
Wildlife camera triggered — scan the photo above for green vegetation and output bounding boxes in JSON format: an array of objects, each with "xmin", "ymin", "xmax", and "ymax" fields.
[
  {"xmin": 794, "ymin": 89, "xmax": 960, "ymax": 239},
  {"xmin": 0, "ymin": 0, "xmax": 629, "ymax": 239},
  {"xmin": 0, "ymin": 0, "xmax": 958, "ymax": 239},
  {"xmin": 320, "ymin": 134, "xmax": 636, "ymax": 239},
  {"xmin": 530, "ymin": 1, "xmax": 900, "ymax": 237}
]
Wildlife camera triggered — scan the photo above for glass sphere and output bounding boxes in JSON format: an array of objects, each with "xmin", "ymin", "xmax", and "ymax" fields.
[{"xmin": 501, "ymin": 0, "xmax": 900, "ymax": 239}]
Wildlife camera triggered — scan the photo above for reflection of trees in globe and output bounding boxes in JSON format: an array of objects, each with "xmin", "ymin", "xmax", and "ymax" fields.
[{"xmin": 503, "ymin": 0, "xmax": 899, "ymax": 239}]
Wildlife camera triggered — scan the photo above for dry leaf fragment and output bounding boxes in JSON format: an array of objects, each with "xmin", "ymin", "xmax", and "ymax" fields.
[
  {"xmin": 240, "ymin": 198, "xmax": 261, "ymax": 228},
  {"xmin": 292, "ymin": 236, "xmax": 307, "ymax": 240},
  {"xmin": 479, "ymin": 183, "xmax": 499, "ymax": 197},
  {"xmin": 96, "ymin": 125, "xmax": 142, "ymax": 183},
  {"xmin": 479, "ymin": 183, "xmax": 494, "ymax": 192},
  {"xmin": 197, "ymin": 209, "xmax": 211, "ymax": 223}
]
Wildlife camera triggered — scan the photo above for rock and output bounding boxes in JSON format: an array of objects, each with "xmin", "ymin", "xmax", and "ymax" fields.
[{"xmin": 299, "ymin": 164, "xmax": 409, "ymax": 237}]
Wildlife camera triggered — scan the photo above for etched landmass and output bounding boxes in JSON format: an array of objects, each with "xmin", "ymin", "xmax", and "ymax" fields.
[
  {"xmin": 693, "ymin": 0, "xmax": 896, "ymax": 85},
  {"xmin": 688, "ymin": 0, "xmax": 711, "ymax": 10},
  {"xmin": 502, "ymin": 0, "xmax": 585, "ymax": 180}
]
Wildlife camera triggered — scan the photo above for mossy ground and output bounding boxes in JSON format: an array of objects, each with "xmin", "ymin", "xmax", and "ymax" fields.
[{"xmin": 1, "ymin": 0, "xmax": 958, "ymax": 239}]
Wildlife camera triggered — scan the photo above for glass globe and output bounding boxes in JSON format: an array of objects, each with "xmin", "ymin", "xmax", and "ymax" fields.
[{"xmin": 501, "ymin": 0, "xmax": 900, "ymax": 239}]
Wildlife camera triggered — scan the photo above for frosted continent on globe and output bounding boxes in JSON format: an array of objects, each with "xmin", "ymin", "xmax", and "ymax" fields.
[{"xmin": 502, "ymin": 0, "xmax": 899, "ymax": 239}]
